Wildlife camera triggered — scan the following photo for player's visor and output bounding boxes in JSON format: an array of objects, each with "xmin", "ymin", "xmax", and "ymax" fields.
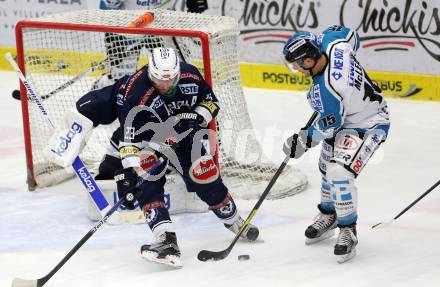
[{"xmin": 284, "ymin": 57, "xmax": 307, "ymax": 73}]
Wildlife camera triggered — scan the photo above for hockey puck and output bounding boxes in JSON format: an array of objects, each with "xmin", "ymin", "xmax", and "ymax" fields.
[
  {"xmin": 12, "ymin": 89, "xmax": 21, "ymax": 100},
  {"xmin": 238, "ymin": 255, "xmax": 250, "ymax": 261}
]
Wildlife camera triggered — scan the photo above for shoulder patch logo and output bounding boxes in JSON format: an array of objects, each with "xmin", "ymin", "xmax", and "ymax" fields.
[
  {"xmin": 332, "ymin": 71, "xmax": 343, "ymax": 81},
  {"xmin": 310, "ymin": 84, "xmax": 324, "ymax": 113}
]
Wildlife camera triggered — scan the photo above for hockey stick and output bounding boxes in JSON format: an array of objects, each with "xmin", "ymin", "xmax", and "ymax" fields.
[
  {"xmin": 11, "ymin": 157, "xmax": 167, "ymax": 287},
  {"xmin": 197, "ymin": 111, "xmax": 319, "ymax": 261},
  {"xmin": 11, "ymin": 12, "xmax": 155, "ymax": 101},
  {"xmin": 11, "ymin": 37, "xmax": 152, "ymax": 101},
  {"xmin": 5, "ymin": 52, "xmax": 111, "ymax": 217},
  {"xmin": 11, "ymin": 196, "xmax": 125, "ymax": 287},
  {"xmin": 371, "ymin": 179, "xmax": 440, "ymax": 229}
]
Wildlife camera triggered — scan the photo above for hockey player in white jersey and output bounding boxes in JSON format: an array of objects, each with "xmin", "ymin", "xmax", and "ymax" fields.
[{"xmin": 282, "ymin": 26, "xmax": 390, "ymax": 263}]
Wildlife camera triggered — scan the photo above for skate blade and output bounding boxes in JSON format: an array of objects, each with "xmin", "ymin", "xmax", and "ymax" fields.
[
  {"xmin": 141, "ymin": 250, "xmax": 182, "ymax": 268},
  {"xmin": 305, "ymin": 229, "xmax": 335, "ymax": 245},
  {"xmin": 336, "ymin": 248, "xmax": 356, "ymax": 264}
]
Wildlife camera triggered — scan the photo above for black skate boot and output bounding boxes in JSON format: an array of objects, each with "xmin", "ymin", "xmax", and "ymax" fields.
[
  {"xmin": 140, "ymin": 232, "xmax": 182, "ymax": 268},
  {"xmin": 334, "ymin": 223, "xmax": 358, "ymax": 264},
  {"xmin": 305, "ymin": 204, "xmax": 337, "ymax": 245},
  {"xmin": 224, "ymin": 216, "xmax": 259, "ymax": 241}
]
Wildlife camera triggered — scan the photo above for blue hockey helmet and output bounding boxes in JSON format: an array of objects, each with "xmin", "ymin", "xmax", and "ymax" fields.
[{"xmin": 283, "ymin": 31, "xmax": 321, "ymax": 70}]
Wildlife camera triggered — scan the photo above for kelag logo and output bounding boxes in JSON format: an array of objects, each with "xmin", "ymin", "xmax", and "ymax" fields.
[
  {"xmin": 340, "ymin": 0, "xmax": 440, "ymax": 62},
  {"xmin": 50, "ymin": 122, "xmax": 83, "ymax": 156},
  {"xmin": 221, "ymin": 0, "xmax": 320, "ymax": 45}
]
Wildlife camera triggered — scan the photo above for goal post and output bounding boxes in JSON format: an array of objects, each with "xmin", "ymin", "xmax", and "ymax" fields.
[{"xmin": 15, "ymin": 9, "xmax": 307, "ymax": 200}]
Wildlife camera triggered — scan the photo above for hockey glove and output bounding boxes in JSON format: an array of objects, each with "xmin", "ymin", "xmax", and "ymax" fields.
[
  {"xmin": 283, "ymin": 129, "xmax": 314, "ymax": 159},
  {"xmin": 186, "ymin": 0, "xmax": 208, "ymax": 13},
  {"xmin": 175, "ymin": 111, "xmax": 205, "ymax": 134},
  {"xmin": 114, "ymin": 168, "xmax": 140, "ymax": 210}
]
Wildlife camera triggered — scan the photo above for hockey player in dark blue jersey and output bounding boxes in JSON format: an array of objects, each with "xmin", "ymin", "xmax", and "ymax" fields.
[
  {"xmin": 52, "ymin": 47, "xmax": 259, "ymax": 268},
  {"xmin": 282, "ymin": 26, "xmax": 390, "ymax": 263}
]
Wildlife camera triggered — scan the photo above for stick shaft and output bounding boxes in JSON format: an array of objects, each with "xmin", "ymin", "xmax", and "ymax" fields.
[
  {"xmin": 393, "ymin": 179, "xmax": 440, "ymax": 220},
  {"xmin": 5, "ymin": 52, "xmax": 111, "ymax": 216},
  {"xmin": 208, "ymin": 111, "xmax": 319, "ymax": 258}
]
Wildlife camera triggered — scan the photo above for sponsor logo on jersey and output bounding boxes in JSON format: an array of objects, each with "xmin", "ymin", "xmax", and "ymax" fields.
[
  {"xmin": 336, "ymin": 134, "xmax": 359, "ymax": 150},
  {"xmin": 334, "ymin": 150, "xmax": 353, "ymax": 163},
  {"xmin": 181, "ymin": 72, "xmax": 201, "ymax": 81},
  {"xmin": 119, "ymin": 146, "xmax": 140, "ymax": 158},
  {"xmin": 178, "ymin": 83, "xmax": 199, "ymax": 95},
  {"xmin": 199, "ymin": 101, "xmax": 218, "ymax": 115},
  {"xmin": 140, "ymin": 151, "xmax": 158, "ymax": 171},
  {"xmin": 149, "ymin": 95, "xmax": 164, "ymax": 110},
  {"xmin": 349, "ymin": 132, "xmax": 384, "ymax": 174},
  {"xmin": 332, "ymin": 71, "xmax": 343, "ymax": 80},
  {"xmin": 189, "ymin": 156, "xmax": 219, "ymax": 184},
  {"xmin": 309, "ymin": 84, "xmax": 324, "ymax": 113},
  {"xmin": 167, "ymin": 97, "xmax": 198, "ymax": 111},
  {"xmin": 332, "ymin": 48, "xmax": 344, "ymax": 70},
  {"xmin": 116, "ymin": 93, "xmax": 124, "ymax": 106},
  {"xmin": 348, "ymin": 55, "xmax": 363, "ymax": 91},
  {"xmin": 124, "ymin": 69, "xmax": 145, "ymax": 100},
  {"xmin": 50, "ymin": 122, "xmax": 83, "ymax": 157},
  {"xmin": 139, "ymin": 87, "xmax": 155, "ymax": 106}
]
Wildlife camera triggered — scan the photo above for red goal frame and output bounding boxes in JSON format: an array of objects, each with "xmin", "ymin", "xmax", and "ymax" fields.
[{"xmin": 15, "ymin": 20, "xmax": 218, "ymax": 190}]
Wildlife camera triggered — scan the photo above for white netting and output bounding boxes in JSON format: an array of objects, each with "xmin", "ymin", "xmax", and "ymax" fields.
[{"xmin": 18, "ymin": 9, "xmax": 306, "ymax": 199}]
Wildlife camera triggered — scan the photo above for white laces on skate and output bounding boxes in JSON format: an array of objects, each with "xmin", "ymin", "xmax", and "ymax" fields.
[
  {"xmin": 336, "ymin": 227, "xmax": 354, "ymax": 247},
  {"xmin": 311, "ymin": 213, "xmax": 336, "ymax": 230}
]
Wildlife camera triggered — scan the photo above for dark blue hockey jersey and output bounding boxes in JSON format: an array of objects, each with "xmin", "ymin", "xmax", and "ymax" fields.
[{"xmin": 114, "ymin": 62, "xmax": 219, "ymax": 168}]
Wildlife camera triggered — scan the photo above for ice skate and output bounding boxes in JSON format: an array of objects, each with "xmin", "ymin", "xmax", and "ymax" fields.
[
  {"xmin": 305, "ymin": 205, "xmax": 337, "ymax": 245},
  {"xmin": 334, "ymin": 224, "xmax": 358, "ymax": 264},
  {"xmin": 224, "ymin": 216, "xmax": 259, "ymax": 241},
  {"xmin": 140, "ymin": 232, "xmax": 182, "ymax": 268}
]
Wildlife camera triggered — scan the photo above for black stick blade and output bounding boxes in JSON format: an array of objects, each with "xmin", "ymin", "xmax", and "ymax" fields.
[
  {"xmin": 197, "ymin": 249, "xmax": 229, "ymax": 262},
  {"xmin": 371, "ymin": 222, "xmax": 382, "ymax": 229}
]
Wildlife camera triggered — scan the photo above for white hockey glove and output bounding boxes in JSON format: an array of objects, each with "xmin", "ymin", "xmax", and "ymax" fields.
[
  {"xmin": 44, "ymin": 109, "xmax": 93, "ymax": 167},
  {"xmin": 283, "ymin": 129, "xmax": 318, "ymax": 159}
]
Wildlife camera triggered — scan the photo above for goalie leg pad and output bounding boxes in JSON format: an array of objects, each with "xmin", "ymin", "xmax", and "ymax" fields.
[{"xmin": 44, "ymin": 108, "xmax": 93, "ymax": 167}]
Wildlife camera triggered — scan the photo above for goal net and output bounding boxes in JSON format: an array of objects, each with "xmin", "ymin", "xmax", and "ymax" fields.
[{"xmin": 16, "ymin": 9, "xmax": 307, "ymax": 200}]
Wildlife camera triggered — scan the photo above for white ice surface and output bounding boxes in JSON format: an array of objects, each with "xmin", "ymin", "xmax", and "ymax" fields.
[{"xmin": 1, "ymin": 71, "xmax": 440, "ymax": 287}]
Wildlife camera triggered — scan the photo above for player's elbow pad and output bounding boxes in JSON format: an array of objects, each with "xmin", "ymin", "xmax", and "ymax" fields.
[
  {"xmin": 44, "ymin": 108, "xmax": 93, "ymax": 167},
  {"xmin": 194, "ymin": 101, "xmax": 220, "ymax": 124}
]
